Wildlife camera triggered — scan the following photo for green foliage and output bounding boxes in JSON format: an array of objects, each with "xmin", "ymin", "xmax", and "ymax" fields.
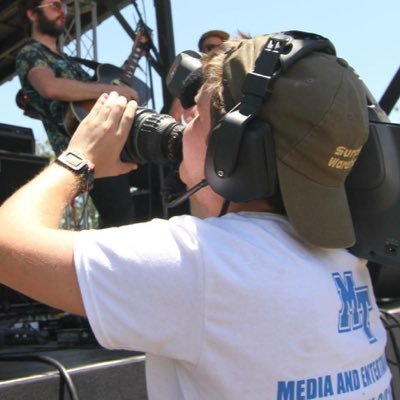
[{"xmin": 35, "ymin": 139, "xmax": 54, "ymax": 160}]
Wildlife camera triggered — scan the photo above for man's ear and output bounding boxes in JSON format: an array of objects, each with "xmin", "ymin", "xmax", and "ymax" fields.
[{"xmin": 26, "ymin": 8, "xmax": 37, "ymax": 23}]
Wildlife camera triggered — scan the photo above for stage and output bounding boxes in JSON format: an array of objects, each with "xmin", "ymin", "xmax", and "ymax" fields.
[
  {"xmin": 0, "ymin": 343, "xmax": 147, "ymax": 400},
  {"xmin": 0, "ymin": 304, "xmax": 399, "ymax": 399}
]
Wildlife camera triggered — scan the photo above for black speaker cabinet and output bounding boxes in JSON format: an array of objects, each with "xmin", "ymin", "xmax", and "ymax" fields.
[
  {"xmin": 0, "ymin": 151, "xmax": 49, "ymax": 204},
  {"xmin": 0, "ymin": 123, "xmax": 35, "ymax": 154}
]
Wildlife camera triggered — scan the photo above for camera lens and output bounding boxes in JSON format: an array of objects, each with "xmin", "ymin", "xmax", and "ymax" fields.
[{"xmin": 121, "ymin": 107, "xmax": 185, "ymax": 165}]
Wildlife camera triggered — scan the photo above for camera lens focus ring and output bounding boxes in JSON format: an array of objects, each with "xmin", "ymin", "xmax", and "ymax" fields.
[
  {"xmin": 121, "ymin": 107, "xmax": 184, "ymax": 165},
  {"xmin": 136, "ymin": 113, "xmax": 178, "ymax": 164}
]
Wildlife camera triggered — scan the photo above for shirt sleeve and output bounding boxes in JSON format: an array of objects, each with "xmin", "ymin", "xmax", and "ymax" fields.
[
  {"xmin": 16, "ymin": 44, "xmax": 49, "ymax": 83},
  {"xmin": 74, "ymin": 217, "xmax": 205, "ymax": 364}
]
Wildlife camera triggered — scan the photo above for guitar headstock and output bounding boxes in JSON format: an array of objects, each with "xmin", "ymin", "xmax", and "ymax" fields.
[
  {"xmin": 120, "ymin": 22, "xmax": 154, "ymax": 87},
  {"xmin": 134, "ymin": 22, "xmax": 152, "ymax": 56}
]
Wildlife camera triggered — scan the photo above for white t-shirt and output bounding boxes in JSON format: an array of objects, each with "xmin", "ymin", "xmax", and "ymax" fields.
[{"xmin": 74, "ymin": 212, "xmax": 392, "ymax": 400}]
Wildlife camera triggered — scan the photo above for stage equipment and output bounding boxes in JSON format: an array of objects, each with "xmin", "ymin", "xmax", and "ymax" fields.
[
  {"xmin": 0, "ymin": 123, "xmax": 35, "ymax": 154},
  {"xmin": 0, "ymin": 151, "xmax": 49, "ymax": 204}
]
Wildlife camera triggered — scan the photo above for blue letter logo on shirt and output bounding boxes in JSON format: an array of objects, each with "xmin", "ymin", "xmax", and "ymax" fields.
[{"xmin": 332, "ymin": 271, "xmax": 377, "ymax": 343}]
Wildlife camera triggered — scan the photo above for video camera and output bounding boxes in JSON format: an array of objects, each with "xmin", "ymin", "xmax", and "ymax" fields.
[
  {"xmin": 119, "ymin": 50, "xmax": 203, "ymax": 166},
  {"xmin": 120, "ymin": 32, "xmax": 400, "ymax": 268}
]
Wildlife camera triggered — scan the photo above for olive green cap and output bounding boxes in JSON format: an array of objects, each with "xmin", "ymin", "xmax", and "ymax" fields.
[{"xmin": 222, "ymin": 35, "xmax": 369, "ymax": 248}]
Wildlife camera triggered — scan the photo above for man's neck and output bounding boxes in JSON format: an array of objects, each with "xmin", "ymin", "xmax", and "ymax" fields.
[{"xmin": 32, "ymin": 31, "xmax": 60, "ymax": 54}]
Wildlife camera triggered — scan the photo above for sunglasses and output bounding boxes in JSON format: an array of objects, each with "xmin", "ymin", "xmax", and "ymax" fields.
[
  {"xmin": 35, "ymin": 2, "xmax": 67, "ymax": 14},
  {"xmin": 202, "ymin": 44, "xmax": 220, "ymax": 53}
]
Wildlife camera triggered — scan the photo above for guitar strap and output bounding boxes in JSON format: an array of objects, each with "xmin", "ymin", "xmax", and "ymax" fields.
[
  {"xmin": 69, "ymin": 56, "xmax": 100, "ymax": 72},
  {"xmin": 70, "ymin": 56, "xmax": 146, "ymax": 76}
]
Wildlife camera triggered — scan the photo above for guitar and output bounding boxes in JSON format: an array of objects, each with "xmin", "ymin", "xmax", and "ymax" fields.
[{"xmin": 63, "ymin": 26, "xmax": 151, "ymax": 136}]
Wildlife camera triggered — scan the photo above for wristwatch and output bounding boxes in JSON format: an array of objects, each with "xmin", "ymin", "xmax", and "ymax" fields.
[{"xmin": 55, "ymin": 150, "xmax": 95, "ymax": 193}]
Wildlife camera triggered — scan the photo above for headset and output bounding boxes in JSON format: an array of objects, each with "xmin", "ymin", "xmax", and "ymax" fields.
[{"xmin": 204, "ymin": 30, "xmax": 336, "ymax": 202}]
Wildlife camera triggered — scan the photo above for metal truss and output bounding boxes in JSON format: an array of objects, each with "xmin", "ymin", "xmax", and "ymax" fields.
[
  {"xmin": 56, "ymin": 1, "xmax": 99, "ymax": 229},
  {"xmin": 61, "ymin": 0, "xmax": 99, "ymax": 62}
]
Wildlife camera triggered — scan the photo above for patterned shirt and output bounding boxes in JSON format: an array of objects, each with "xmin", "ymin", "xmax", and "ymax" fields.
[{"xmin": 16, "ymin": 39, "xmax": 91, "ymax": 155}]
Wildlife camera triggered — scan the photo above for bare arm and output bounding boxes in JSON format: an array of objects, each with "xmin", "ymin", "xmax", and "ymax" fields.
[
  {"xmin": 0, "ymin": 92, "xmax": 137, "ymax": 316},
  {"xmin": 28, "ymin": 66, "xmax": 139, "ymax": 102}
]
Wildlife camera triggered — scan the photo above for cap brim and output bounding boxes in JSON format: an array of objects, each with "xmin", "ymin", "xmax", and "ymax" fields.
[
  {"xmin": 203, "ymin": 30, "xmax": 229, "ymax": 40},
  {"xmin": 277, "ymin": 160, "xmax": 355, "ymax": 249},
  {"xmin": 198, "ymin": 30, "xmax": 230, "ymax": 50}
]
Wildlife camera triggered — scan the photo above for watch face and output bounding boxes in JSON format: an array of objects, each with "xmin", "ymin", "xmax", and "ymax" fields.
[
  {"xmin": 56, "ymin": 151, "xmax": 95, "ymax": 193},
  {"xmin": 65, "ymin": 152, "xmax": 85, "ymax": 170}
]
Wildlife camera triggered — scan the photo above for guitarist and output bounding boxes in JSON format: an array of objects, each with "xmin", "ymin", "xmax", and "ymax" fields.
[{"xmin": 16, "ymin": 0, "xmax": 140, "ymax": 228}]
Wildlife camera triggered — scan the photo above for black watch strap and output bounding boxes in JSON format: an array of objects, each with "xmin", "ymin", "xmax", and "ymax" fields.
[{"xmin": 55, "ymin": 150, "xmax": 95, "ymax": 193}]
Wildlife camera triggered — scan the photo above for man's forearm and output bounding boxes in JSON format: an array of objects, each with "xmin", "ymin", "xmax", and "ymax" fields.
[
  {"xmin": 41, "ymin": 77, "xmax": 117, "ymax": 102},
  {"xmin": 0, "ymin": 163, "xmax": 85, "ymax": 315}
]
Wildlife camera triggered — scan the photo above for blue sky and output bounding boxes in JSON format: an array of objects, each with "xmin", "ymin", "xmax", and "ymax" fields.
[{"xmin": 1, "ymin": 0, "xmax": 399, "ymax": 146}]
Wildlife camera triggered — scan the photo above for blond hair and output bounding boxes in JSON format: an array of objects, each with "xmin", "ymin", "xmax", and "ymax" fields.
[{"xmin": 201, "ymin": 36, "xmax": 247, "ymax": 127}]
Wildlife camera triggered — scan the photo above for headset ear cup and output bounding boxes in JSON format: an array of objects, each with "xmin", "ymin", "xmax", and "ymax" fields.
[{"xmin": 205, "ymin": 118, "xmax": 278, "ymax": 202}]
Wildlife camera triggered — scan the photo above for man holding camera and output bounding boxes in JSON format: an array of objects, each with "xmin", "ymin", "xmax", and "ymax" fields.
[{"xmin": 0, "ymin": 33, "xmax": 392, "ymax": 399}]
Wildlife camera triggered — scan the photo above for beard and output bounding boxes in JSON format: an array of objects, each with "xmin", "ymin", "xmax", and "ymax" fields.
[{"xmin": 37, "ymin": 10, "xmax": 65, "ymax": 37}]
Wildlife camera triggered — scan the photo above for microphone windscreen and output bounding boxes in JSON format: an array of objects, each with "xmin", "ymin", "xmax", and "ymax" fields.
[{"xmin": 180, "ymin": 68, "xmax": 203, "ymax": 109}]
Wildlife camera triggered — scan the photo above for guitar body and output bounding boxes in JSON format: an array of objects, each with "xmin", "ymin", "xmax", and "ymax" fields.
[{"xmin": 63, "ymin": 63, "xmax": 151, "ymax": 136}]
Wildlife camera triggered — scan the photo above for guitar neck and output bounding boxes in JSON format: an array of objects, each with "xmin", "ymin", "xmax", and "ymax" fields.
[{"xmin": 120, "ymin": 36, "xmax": 147, "ymax": 87}]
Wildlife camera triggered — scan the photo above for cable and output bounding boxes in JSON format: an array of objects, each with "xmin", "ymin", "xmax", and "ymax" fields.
[{"xmin": 0, "ymin": 354, "xmax": 79, "ymax": 400}]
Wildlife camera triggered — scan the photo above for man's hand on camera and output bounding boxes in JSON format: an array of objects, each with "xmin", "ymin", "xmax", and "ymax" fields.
[{"xmin": 67, "ymin": 91, "xmax": 138, "ymax": 178}]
